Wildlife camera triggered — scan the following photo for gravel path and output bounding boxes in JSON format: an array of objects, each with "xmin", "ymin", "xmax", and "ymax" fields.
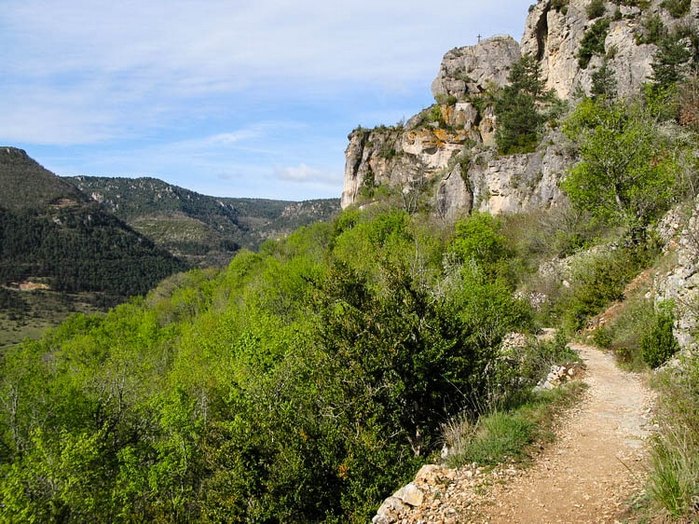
[
  {"xmin": 376, "ymin": 344, "xmax": 656, "ymax": 523},
  {"xmin": 467, "ymin": 344, "xmax": 655, "ymax": 523}
]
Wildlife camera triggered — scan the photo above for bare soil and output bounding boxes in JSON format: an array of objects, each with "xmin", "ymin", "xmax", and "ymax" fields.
[{"xmin": 462, "ymin": 344, "xmax": 655, "ymax": 523}]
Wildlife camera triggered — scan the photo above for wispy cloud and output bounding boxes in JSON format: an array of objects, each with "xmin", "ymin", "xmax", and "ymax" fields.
[
  {"xmin": 0, "ymin": 0, "xmax": 530, "ymax": 198},
  {"xmin": 276, "ymin": 163, "xmax": 339, "ymax": 185}
]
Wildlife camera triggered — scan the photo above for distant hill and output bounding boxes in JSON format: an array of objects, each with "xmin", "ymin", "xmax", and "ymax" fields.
[
  {"xmin": 0, "ymin": 147, "xmax": 187, "ymax": 346},
  {"xmin": 0, "ymin": 148, "xmax": 338, "ymax": 347},
  {"xmin": 0, "ymin": 147, "xmax": 88, "ymax": 210},
  {"xmin": 67, "ymin": 175, "xmax": 340, "ymax": 266}
]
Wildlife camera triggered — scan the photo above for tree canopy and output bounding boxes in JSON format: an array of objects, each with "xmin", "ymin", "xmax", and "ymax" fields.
[{"xmin": 561, "ymin": 98, "xmax": 681, "ymax": 236}]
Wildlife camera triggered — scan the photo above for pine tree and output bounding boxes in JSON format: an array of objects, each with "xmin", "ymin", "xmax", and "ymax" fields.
[
  {"xmin": 495, "ymin": 55, "xmax": 554, "ymax": 155},
  {"xmin": 591, "ymin": 59, "xmax": 617, "ymax": 99}
]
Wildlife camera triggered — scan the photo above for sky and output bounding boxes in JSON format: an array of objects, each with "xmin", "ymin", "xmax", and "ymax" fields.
[{"xmin": 1, "ymin": 1, "xmax": 531, "ymax": 201}]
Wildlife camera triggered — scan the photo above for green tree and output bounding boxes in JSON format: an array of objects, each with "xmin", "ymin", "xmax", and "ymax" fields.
[
  {"xmin": 591, "ymin": 59, "xmax": 618, "ymax": 99},
  {"xmin": 450, "ymin": 213, "xmax": 513, "ymax": 282},
  {"xmin": 578, "ymin": 18, "xmax": 611, "ymax": 68},
  {"xmin": 495, "ymin": 55, "xmax": 556, "ymax": 155},
  {"xmin": 652, "ymin": 36, "xmax": 693, "ymax": 90},
  {"xmin": 561, "ymin": 98, "xmax": 680, "ymax": 237}
]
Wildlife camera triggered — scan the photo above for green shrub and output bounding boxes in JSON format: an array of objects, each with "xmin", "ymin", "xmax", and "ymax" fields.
[
  {"xmin": 592, "ymin": 326, "xmax": 613, "ymax": 348},
  {"xmin": 434, "ymin": 93, "xmax": 458, "ymax": 106},
  {"xmin": 661, "ymin": 0, "xmax": 691, "ymax": 18},
  {"xmin": 562, "ymin": 98, "xmax": 681, "ymax": 234},
  {"xmin": 641, "ymin": 301, "xmax": 680, "ymax": 368},
  {"xmin": 636, "ymin": 14, "xmax": 667, "ymax": 45},
  {"xmin": 563, "ymin": 253, "xmax": 625, "ymax": 331},
  {"xmin": 450, "ymin": 213, "xmax": 512, "ymax": 280},
  {"xmin": 578, "ymin": 18, "xmax": 611, "ymax": 68},
  {"xmin": 586, "ymin": 0, "xmax": 606, "ymax": 19},
  {"xmin": 560, "ymin": 245, "xmax": 653, "ymax": 333},
  {"xmin": 608, "ymin": 297, "xmax": 655, "ymax": 369}
]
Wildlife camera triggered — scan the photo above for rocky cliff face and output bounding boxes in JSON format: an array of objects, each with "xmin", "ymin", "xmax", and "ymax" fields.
[
  {"xmin": 655, "ymin": 201, "xmax": 699, "ymax": 349},
  {"xmin": 521, "ymin": 0, "xmax": 698, "ymax": 99},
  {"xmin": 341, "ymin": 0, "xmax": 697, "ymax": 217}
]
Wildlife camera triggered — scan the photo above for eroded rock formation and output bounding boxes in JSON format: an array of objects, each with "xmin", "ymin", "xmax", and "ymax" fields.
[{"xmin": 341, "ymin": 0, "xmax": 697, "ymax": 219}]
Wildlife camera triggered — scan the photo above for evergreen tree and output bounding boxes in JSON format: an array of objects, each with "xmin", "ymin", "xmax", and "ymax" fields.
[
  {"xmin": 652, "ymin": 36, "xmax": 692, "ymax": 89},
  {"xmin": 495, "ymin": 55, "xmax": 555, "ymax": 155},
  {"xmin": 591, "ymin": 59, "xmax": 618, "ymax": 100}
]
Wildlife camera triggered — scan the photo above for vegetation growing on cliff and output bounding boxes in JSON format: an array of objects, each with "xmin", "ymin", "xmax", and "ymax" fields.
[{"xmin": 494, "ymin": 55, "xmax": 560, "ymax": 155}]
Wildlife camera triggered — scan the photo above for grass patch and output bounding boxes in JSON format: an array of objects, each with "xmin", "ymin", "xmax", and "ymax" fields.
[
  {"xmin": 443, "ymin": 381, "xmax": 586, "ymax": 468},
  {"xmin": 648, "ymin": 353, "xmax": 699, "ymax": 520},
  {"xmin": 0, "ymin": 289, "xmax": 102, "ymax": 351}
]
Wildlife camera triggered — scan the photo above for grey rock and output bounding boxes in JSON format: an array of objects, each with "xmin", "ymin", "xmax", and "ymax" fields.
[
  {"xmin": 435, "ymin": 163, "xmax": 472, "ymax": 221},
  {"xmin": 372, "ymin": 496, "xmax": 410, "ymax": 524},
  {"xmin": 431, "ymin": 36, "xmax": 521, "ymax": 100},
  {"xmin": 393, "ymin": 482, "xmax": 425, "ymax": 507}
]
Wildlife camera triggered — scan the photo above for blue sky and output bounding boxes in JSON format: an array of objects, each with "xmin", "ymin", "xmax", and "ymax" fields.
[{"xmin": 1, "ymin": 1, "xmax": 530, "ymax": 201}]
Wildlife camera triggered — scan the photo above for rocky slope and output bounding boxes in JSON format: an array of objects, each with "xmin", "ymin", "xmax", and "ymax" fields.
[
  {"xmin": 655, "ymin": 199, "xmax": 699, "ymax": 349},
  {"xmin": 341, "ymin": 0, "xmax": 698, "ymax": 218}
]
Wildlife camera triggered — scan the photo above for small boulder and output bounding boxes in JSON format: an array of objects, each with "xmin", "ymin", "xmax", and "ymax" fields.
[{"xmin": 393, "ymin": 482, "xmax": 425, "ymax": 507}]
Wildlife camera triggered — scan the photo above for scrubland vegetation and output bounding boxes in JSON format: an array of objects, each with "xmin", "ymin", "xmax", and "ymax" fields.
[{"xmin": 2, "ymin": 16, "xmax": 699, "ymax": 522}]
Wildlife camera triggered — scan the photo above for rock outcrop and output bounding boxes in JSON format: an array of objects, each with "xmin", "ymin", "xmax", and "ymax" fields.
[
  {"xmin": 341, "ymin": 0, "xmax": 697, "ymax": 217},
  {"xmin": 521, "ymin": 0, "xmax": 658, "ymax": 99},
  {"xmin": 431, "ymin": 35, "xmax": 521, "ymax": 101},
  {"xmin": 655, "ymin": 201, "xmax": 699, "ymax": 349}
]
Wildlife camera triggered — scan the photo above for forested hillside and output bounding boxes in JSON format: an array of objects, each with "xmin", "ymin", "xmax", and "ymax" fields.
[
  {"xmin": 0, "ymin": 148, "xmax": 187, "ymax": 347},
  {"xmin": 0, "ymin": 151, "xmax": 337, "ymax": 349},
  {"xmin": 67, "ymin": 176, "xmax": 339, "ymax": 266},
  {"xmin": 0, "ymin": 207, "xmax": 574, "ymax": 522}
]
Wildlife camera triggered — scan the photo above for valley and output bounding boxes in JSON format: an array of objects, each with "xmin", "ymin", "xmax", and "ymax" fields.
[{"xmin": 1, "ymin": 0, "xmax": 698, "ymax": 522}]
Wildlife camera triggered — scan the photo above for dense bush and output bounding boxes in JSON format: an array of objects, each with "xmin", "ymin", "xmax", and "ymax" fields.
[
  {"xmin": 0, "ymin": 209, "xmax": 534, "ymax": 522},
  {"xmin": 586, "ymin": 0, "xmax": 606, "ymax": 19},
  {"xmin": 641, "ymin": 302, "xmax": 680, "ymax": 368}
]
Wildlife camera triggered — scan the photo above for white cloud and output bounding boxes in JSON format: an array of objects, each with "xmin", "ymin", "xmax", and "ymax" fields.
[
  {"xmin": 3, "ymin": 1, "xmax": 530, "ymax": 93},
  {"xmin": 276, "ymin": 163, "xmax": 339, "ymax": 185}
]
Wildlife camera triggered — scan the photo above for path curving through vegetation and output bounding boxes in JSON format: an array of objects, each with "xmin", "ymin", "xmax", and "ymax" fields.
[{"xmin": 466, "ymin": 344, "xmax": 656, "ymax": 523}]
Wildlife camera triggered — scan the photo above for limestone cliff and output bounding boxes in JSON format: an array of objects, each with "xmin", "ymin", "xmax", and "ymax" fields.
[{"xmin": 341, "ymin": 0, "xmax": 698, "ymax": 217}]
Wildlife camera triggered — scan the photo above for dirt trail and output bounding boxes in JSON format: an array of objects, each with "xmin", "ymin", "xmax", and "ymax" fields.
[
  {"xmin": 466, "ymin": 344, "xmax": 655, "ymax": 523},
  {"xmin": 374, "ymin": 344, "xmax": 656, "ymax": 523}
]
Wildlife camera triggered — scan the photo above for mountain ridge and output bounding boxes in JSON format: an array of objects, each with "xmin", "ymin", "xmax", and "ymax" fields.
[{"xmin": 66, "ymin": 175, "xmax": 339, "ymax": 266}]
